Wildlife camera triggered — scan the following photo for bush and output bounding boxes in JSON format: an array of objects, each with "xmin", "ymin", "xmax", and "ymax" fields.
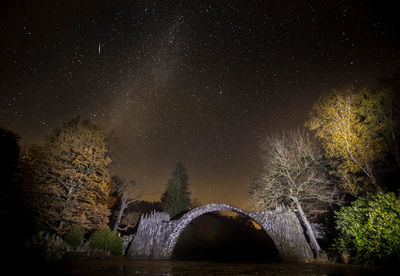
[
  {"xmin": 89, "ymin": 228, "xmax": 123, "ymax": 256},
  {"xmin": 27, "ymin": 231, "xmax": 68, "ymax": 261},
  {"xmin": 64, "ymin": 225, "xmax": 85, "ymax": 247},
  {"xmin": 333, "ymin": 192, "xmax": 400, "ymax": 264}
]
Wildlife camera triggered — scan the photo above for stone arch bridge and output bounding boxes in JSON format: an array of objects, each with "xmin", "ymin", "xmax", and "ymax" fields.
[{"xmin": 127, "ymin": 203, "xmax": 313, "ymax": 261}]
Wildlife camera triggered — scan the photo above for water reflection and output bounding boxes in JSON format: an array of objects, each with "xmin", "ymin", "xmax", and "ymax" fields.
[{"xmin": 51, "ymin": 258, "xmax": 392, "ymax": 276}]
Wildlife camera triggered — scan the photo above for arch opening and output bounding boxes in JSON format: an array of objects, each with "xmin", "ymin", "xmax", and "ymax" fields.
[{"xmin": 172, "ymin": 211, "xmax": 280, "ymax": 262}]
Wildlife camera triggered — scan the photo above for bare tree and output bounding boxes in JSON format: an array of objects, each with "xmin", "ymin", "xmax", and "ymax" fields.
[
  {"xmin": 249, "ymin": 129, "xmax": 342, "ymax": 257},
  {"xmin": 112, "ymin": 176, "xmax": 153, "ymax": 233}
]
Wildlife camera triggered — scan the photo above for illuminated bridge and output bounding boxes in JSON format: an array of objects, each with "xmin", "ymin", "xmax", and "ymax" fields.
[{"xmin": 127, "ymin": 203, "xmax": 313, "ymax": 261}]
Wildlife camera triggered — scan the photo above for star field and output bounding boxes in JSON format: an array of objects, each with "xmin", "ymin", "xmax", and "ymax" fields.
[{"xmin": 1, "ymin": 0, "xmax": 399, "ymax": 207}]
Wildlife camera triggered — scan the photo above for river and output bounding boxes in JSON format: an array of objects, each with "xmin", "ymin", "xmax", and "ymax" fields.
[{"xmin": 36, "ymin": 257, "xmax": 393, "ymax": 275}]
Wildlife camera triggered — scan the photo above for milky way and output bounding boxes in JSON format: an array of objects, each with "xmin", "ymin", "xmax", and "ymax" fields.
[{"xmin": 1, "ymin": 1, "xmax": 399, "ymax": 207}]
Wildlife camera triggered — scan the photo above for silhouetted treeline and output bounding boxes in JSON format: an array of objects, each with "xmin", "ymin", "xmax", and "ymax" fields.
[
  {"xmin": 0, "ymin": 127, "xmax": 35, "ymax": 260},
  {"xmin": 126, "ymin": 200, "xmax": 163, "ymax": 214}
]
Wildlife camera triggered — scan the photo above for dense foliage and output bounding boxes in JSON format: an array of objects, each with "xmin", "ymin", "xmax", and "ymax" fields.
[
  {"xmin": 64, "ymin": 225, "xmax": 85, "ymax": 247},
  {"xmin": 20, "ymin": 118, "xmax": 112, "ymax": 234},
  {"xmin": 306, "ymin": 87, "xmax": 395, "ymax": 195},
  {"xmin": 334, "ymin": 192, "xmax": 400, "ymax": 264},
  {"xmin": 161, "ymin": 162, "xmax": 192, "ymax": 218},
  {"xmin": 89, "ymin": 228, "xmax": 123, "ymax": 256}
]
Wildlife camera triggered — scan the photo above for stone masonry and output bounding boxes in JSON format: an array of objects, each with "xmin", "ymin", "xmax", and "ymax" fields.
[{"xmin": 127, "ymin": 203, "xmax": 313, "ymax": 261}]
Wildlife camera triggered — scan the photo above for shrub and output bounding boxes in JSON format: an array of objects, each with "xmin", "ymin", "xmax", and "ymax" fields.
[
  {"xmin": 27, "ymin": 231, "xmax": 67, "ymax": 261},
  {"xmin": 64, "ymin": 225, "xmax": 85, "ymax": 247},
  {"xmin": 333, "ymin": 192, "xmax": 400, "ymax": 264},
  {"xmin": 89, "ymin": 228, "xmax": 123, "ymax": 256}
]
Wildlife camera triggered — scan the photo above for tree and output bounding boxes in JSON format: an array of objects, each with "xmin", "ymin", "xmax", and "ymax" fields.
[
  {"xmin": 0, "ymin": 127, "xmax": 29, "ymax": 257},
  {"xmin": 249, "ymin": 129, "xmax": 342, "ymax": 256},
  {"xmin": 333, "ymin": 192, "xmax": 400, "ymax": 264},
  {"xmin": 0, "ymin": 127, "xmax": 20, "ymax": 187},
  {"xmin": 111, "ymin": 175, "xmax": 149, "ymax": 233},
  {"xmin": 305, "ymin": 86, "xmax": 394, "ymax": 195},
  {"xmin": 377, "ymin": 73, "xmax": 400, "ymax": 171},
  {"xmin": 22, "ymin": 118, "xmax": 112, "ymax": 233},
  {"xmin": 0, "ymin": 127, "xmax": 20, "ymax": 213},
  {"xmin": 161, "ymin": 162, "xmax": 191, "ymax": 218}
]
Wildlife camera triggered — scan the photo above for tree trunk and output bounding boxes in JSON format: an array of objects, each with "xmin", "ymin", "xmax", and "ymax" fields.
[
  {"xmin": 292, "ymin": 197, "xmax": 321, "ymax": 257},
  {"xmin": 113, "ymin": 200, "xmax": 126, "ymax": 233},
  {"xmin": 57, "ymin": 220, "xmax": 66, "ymax": 234},
  {"xmin": 392, "ymin": 129, "xmax": 400, "ymax": 170}
]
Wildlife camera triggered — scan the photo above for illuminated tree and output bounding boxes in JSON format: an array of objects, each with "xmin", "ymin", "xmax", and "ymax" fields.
[
  {"xmin": 305, "ymin": 87, "xmax": 394, "ymax": 195},
  {"xmin": 161, "ymin": 162, "xmax": 191, "ymax": 218},
  {"xmin": 334, "ymin": 192, "xmax": 400, "ymax": 264},
  {"xmin": 23, "ymin": 118, "xmax": 112, "ymax": 233},
  {"xmin": 249, "ymin": 129, "xmax": 342, "ymax": 256}
]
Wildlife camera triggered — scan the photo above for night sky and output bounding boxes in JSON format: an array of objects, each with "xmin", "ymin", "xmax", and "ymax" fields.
[{"xmin": 1, "ymin": 1, "xmax": 399, "ymax": 208}]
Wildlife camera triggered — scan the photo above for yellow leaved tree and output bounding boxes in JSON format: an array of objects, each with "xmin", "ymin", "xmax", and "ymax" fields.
[
  {"xmin": 22, "ymin": 118, "xmax": 112, "ymax": 234},
  {"xmin": 305, "ymin": 87, "xmax": 393, "ymax": 195}
]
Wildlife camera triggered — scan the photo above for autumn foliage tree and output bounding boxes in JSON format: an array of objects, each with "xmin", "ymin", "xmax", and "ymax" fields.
[
  {"xmin": 22, "ymin": 118, "xmax": 112, "ymax": 234},
  {"xmin": 306, "ymin": 87, "xmax": 395, "ymax": 195}
]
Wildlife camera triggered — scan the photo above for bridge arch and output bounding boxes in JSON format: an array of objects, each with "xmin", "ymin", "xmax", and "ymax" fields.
[
  {"xmin": 165, "ymin": 203, "xmax": 276, "ymax": 257},
  {"xmin": 128, "ymin": 203, "xmax": 313, "ymax": 261}
]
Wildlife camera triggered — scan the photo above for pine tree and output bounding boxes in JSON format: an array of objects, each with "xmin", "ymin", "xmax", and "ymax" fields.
[{"xmin": 161, "ymin": 162, "xmax": 191, "ymax": 218}]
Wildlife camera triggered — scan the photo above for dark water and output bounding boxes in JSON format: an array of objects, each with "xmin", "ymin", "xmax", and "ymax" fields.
[{"xmin": 33, "ymin": 257, "xmax": 394, "ymax": 276}]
